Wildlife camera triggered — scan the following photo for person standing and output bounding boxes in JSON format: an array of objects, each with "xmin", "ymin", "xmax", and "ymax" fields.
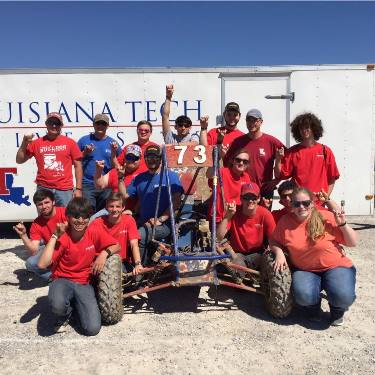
[
  {"xmin": 16, "ymin": 112, "xmax": 82, "ymax": 207},
  {"xmin": 78, "ymin": 114, "xmax": 122, "ymax": 213}
]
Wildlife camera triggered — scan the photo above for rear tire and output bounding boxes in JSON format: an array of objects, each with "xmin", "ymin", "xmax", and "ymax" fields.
[
  {"xmin": 261, "ymin": 252, "xmax": 293, "ymax": 318},
  {"xmin": 97, "ymin": 254, "xmax": 124, "ymax": 324}
]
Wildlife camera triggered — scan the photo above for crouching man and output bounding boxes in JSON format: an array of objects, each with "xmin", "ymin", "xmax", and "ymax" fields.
[{"xmin": 38, "ymin": 197, "xmax": 120, "ymax": 335}]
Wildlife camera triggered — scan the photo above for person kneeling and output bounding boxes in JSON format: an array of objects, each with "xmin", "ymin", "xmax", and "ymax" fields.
[{"xmin": 38, "ymin": 197, "xmax": 120, "ymax": 335}]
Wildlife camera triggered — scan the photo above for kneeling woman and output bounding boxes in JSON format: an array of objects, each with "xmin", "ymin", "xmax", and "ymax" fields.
[
  {"xmin": 271, "ymin": 188, "xmax": 357, "ymax": 326},
  {"xmin": 38, "ymin": 197, "xmax": 120, "ymax": 335}
]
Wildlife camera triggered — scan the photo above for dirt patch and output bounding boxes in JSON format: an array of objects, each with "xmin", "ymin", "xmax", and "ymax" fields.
[{"xmin": 0, "ymin": 216, "xmax": 374, "ymax": 375}]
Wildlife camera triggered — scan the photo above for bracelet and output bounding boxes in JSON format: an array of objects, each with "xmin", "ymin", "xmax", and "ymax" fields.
[
  {"xmin": 134, "ymin": 261, "xmax": 141, "ymax": 266},
  {"xmin": 338, "ymin": 222, "xmax": 347, "ymax": 227},
  {"xmin": 75, "ymin": 187, "xmax": 82, "ymax": 191},
  {"xmin": 51, "ymin": 233, "xmax": 59, "ymax": 240},
  {"xmin": 104, "ymin": 249, "xmax": 111, "ymax": 257},
  {"xmin": 118, "ymin": 176, "xmax": 125, "ymax": 182}
]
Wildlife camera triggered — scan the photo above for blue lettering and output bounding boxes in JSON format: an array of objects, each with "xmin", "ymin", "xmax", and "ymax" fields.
[
  {"xmin": 18, "ymin": 102, "xmax": 24, "ymax": 123},
  {"xmin": 29, "ymin": 102, "xmax": 40, "ymax": 123},
  {"xmin": 101, "ymin": 102, "xmax": 115, "ymax": 122},
  {"xmin": 184, "ymin": 100, "xmax": 202, "ymax": 120},
  {"xmin": 116, "ymin": 132, "xmax": 125, "ymax": 147},
  {"xmin": 58, "ymin": 102, "xmax": 72, "ymax": 123},
  {"xmin": 45, "ymin": 102, "xmax": 51, "ymax": 118},
  {"xmin": 146, "ymin": 101, "xmax": 157, "ymax": 122},
  {"xmin": 16, "ymin": 133, "xmax": 20, "ymax": 147},
  {"xmin": 124, "ymin": 101, "xmax": 142, "ymax": 122},
  {"xmin": 75, "ymin": 102, "xmax": 94, "ymax": 122},
  {"xmin": 160, "ymin": 101, "xmax": 178, "ymax": 122},
  {"xmin": 0, "ymin": 102, "xmax": 12, "ymax": 124}
]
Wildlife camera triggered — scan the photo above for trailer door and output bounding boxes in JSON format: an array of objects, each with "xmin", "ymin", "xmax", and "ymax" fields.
[{"xmin": 221, "ymin": 74, "xmax": 292, "ymax": 146}]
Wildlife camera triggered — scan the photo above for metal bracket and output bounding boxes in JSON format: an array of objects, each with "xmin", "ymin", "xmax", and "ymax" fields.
[{"xmin": 265, "ymin": 92, "xmax": 295, "ymax": 102}]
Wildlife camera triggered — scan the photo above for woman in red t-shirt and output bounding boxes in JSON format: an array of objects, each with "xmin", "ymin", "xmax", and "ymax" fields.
[
  {"xmin": 38, "ymin": 197, "xmax": 119, "ymax": 335},
  {"xmin": 270, "ymin": 188, "xmax": 357, "ymax": 326}
]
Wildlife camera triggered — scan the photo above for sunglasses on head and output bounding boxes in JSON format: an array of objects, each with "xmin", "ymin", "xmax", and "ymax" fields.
[
  {"xmin": 125, "ymin": 154, "xmax": 140, "ymax": 162},
  {"xmin": 234, "ymin": 157, "xmax": 249, "ymax": 165},
  {"xmin": 176, "ymin": 123, "xmax": 192, "ymax": 128},
  {"xmin": 292, "ymin": 200, "xmax": 312, "ymax": 208},
  {"xmin": 242, "ymin": 194, "xmax": 258, "ymax": 202}
]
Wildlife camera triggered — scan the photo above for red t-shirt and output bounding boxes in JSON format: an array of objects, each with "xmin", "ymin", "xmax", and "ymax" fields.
[
  {"xmin": 51, "ymin": 220, "xmax": 118, "ymax": 284},
  {"xmin": 279, "ymin": 143, "xmax": 340, "ymax": 194},
  {"xmin": 228, "ymin": 206, "xmax": 276, "ymax": 254},
  {"xmin": 26, "ymin": 135, "xmax": 82, "ymax": 190},
  {"xmin": 271, "ymin": 207, "xmax": 289, "ymax": 224},
  {"xmin": 271, "ymin": 210, "xmax": 352, "ymax": 272},
  {"xmin": 117, "ymin": 140, "xmax": 159, "ymax": 171},
  {"xmin": 30, "ymin": 206, "xmax": 67, "ymax": 242},
  {"xmin": 207, "ymin": 128, "xmax": 244, "ymax": 147},
  {"xmin": 208, "ymin": 167, "xmax": 252, "ymax": 222},
  {"xmin": 224, "ymin": 133, "xmax": 284, "ymax": 192},
  {"xmin": 93, "ymin": 215, "xmax": 140, "ymax": 261}
]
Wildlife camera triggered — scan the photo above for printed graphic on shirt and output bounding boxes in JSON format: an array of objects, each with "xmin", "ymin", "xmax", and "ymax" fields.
[{"xmin": 43, "ymin": 154, "xmax": 64, "ymax": 173}]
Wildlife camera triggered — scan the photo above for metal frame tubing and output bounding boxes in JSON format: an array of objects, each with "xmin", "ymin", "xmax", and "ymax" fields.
[
  {"xmin": 219, "ymin": 280, "xmax": 262, "ymax": 294},
  {"xmin": 211, "ymin": 145, "xmax": 219, "ymax": 254},
  {"xmin": 123, "ymin": 282, "xmax": 173, "ymax": 299},
  {"xmin": 226, "ymin": 262, "xmax": 261, "ymax": 276},
  {"xmin": 151, "ymin": 154, "xmax": 165, "ymax": 241}
]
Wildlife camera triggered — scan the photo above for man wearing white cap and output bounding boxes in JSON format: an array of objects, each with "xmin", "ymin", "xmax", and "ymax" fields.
[{"xmin": 16, "ymin": 112, "xmax": 83, "ymax": 207}]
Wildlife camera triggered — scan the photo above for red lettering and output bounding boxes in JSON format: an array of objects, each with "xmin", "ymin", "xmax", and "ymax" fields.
[{"xmin": 0, "ymin": 168, "xmax": 17, "ymax": 194}]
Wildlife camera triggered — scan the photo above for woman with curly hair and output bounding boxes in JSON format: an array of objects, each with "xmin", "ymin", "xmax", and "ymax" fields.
[
  {"xmin": 274, "ymin": 113, "xmax": 340, "ymax": 203},
  {"xmin": 270, "ymin": 188, "xmax": 357, "ymax": 326}
]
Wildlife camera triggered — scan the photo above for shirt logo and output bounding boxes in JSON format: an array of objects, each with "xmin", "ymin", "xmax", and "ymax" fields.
[
  {"xmin": 259, "ymin": 148, "xmax": 265, "ymax": 156},
  {"xmin": 85, "ymin": 245, "xmax": 95, "ymax": 251}
]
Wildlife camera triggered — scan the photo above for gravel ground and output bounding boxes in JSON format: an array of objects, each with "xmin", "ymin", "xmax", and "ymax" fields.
[{"xmin": 0, "ymin": 216, "xmax": 374, "ymax": 375}]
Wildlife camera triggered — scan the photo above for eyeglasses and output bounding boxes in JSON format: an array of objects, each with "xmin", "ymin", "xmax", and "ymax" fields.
[
  {"xmin": 242, "ymin": 194, "xmax": 258, "ymax": 202},
  {"xmin": 138, "ymin": 128, "xmax": 151, "ymax": 134},
  {"xmin": 291, "ymin": 200, "xmax": 312, "ymax": 208},
  {"xmin": 125, "ymin": 154, "xmax": 140, "ymax": 162},
  {"xmin": 71, "ymin": 215, "xmax": 90, "ymax": 220},
  {"xmin": 234, "ymin": 157, "xmax": 249, "ymax": 165},
  {"xmin": 176, "ymin": 123, "xmax": 192, "ymax": 128},
  {"xmin": 46, "ymin": 120, "xmax": 62, "ymax": 127},
  {"xmin": 94, "ymin": 121, "xmax": 108, "ymax": 127}
]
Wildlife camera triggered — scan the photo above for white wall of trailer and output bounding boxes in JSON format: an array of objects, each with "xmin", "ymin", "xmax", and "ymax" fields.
[{"xmin": 0, "ymin": 65, "xmax": 373, "ymax": 222}]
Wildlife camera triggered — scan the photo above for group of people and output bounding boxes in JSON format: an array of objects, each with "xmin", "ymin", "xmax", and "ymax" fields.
[{"xmin": 13, "ymin": 84, "xmax": 357, "ymax": 335}]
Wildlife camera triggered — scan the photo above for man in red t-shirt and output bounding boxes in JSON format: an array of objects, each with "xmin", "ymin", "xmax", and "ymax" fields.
[
  {"xmin": 38, "ymin": 197, "xmax": 119, "ymax": 335},
  {"xmin": 217, "ymin": 182, "xmax": 275, "ymax": 269},
  {"xmin": 200, "ymin": 102, "xmax": 244, "ymax": 148},
  {"xmin": 16, "ymin": 112, "xmax": 83, "ymax": 207},
  {"xmin": 116, "ymin": 120, "xmax": 159, "ymax": 172},
  {"xmin": 92, "ymin": 192, "xmax": 143, "ymax": 274},
  {"xmin": 274, "ymin": 112, "xmax": 340, "ymax": 203},
  {"xmin": 13, "ymin": 189, "xmax": 67, "ymax": 281},
  {"xmin": 223, "ymin": 109, "xmax": 285, "ymax": 203}
]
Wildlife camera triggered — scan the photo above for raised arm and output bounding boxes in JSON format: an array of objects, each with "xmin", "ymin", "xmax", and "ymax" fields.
[
  {"xmin": 93, "ymin": 160, "xmax": 108, "ymax": 189},
  {"xmin": 274, "ymin": 147, "xmax": 284, "ymax": 179},
  {"xmin": 13, "ymin": 222, "xmax": 40, "ymax": 255},
  {"xmin": 162, "ymin": 84, "xmax": 174, "ymax": 138},
  {"xmin": 16, "ymin": 134, "xmax": 33, "ymax": 164},
  {"xmin": 199, "ymin": 116, "xmax": 209, "ymax": 146},
  {"xmin": 217, "ymin": 202, "xmax": 236, "ymax": 241}
]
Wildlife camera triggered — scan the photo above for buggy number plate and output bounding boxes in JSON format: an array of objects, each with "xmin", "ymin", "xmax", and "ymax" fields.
[
  {"xmin": 178, "ymin": 259, "xmax": 210, "ymax": 274},
  {"xmin": 166, "ymin": 144, "xmax": 213, "ymax": 167}
]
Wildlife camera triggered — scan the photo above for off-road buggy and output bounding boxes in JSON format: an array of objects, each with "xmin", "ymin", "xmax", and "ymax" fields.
[{"xmin": 96, "ymin": 144, "xmax": 292, "ymax": 324}]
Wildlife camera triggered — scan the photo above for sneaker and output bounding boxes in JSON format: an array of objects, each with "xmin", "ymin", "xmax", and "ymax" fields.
[
  {"xmin": 330, "ymin": 316, "xmax": 344, "ymax": 327},
  {"xmin": 54, "ymin": 313, "xmax": 71, "ymax": 333}
]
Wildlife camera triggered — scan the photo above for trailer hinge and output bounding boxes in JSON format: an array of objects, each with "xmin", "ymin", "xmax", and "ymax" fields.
[{"xmin": 265, "ymin": 92, "xmax": 295, "ymax": 102}]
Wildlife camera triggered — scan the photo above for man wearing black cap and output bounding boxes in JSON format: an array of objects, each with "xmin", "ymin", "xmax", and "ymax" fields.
[
  {"xmin": 16, "ymin": 112, "xmax": 83, "ymax": 207},
  {"xmin": 78, "ymin": 114, "xmax": 122, "ymax": 213},
  {"xmin": 200, "ymin": 102, "xmax": 244, "ymax": 148},
  {"xmin": 119, "ymin": 144, "xmax": 184, "ymax": 262},
  {"xmin": 224, "ymin": 108, "xmax": 285, "ymax": 204}
]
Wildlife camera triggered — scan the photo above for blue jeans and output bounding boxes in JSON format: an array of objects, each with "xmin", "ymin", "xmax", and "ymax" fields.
[
  {"xmin": 48, "ymin": 278, "xmax": 101, "ymax": 336},
  {"xmin": 82, "ymin": 183, "xmax": 111, "ymax": 213},
  {"xmin": 292, "ymin": 267, "xmax": 356, "ymax": 315},
  {"xmin": 138, "ymin": 222, "xmax": 170, "ymax": 264},
  {"xmin": 25, "ymin": 246, "xmax": 51, "ymax": 281},
  {"xmin": 37, "ymin": 185, "xmax": 73, "ymax": 207}
]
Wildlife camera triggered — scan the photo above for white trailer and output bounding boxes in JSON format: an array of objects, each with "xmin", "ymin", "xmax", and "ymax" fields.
[{"xmin": 0, "ymin": 65, "xmax": 374, "ymax": 221}]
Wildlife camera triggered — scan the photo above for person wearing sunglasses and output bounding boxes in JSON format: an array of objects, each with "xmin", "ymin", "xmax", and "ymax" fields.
[
  {"xmin": 16, "ymin": 112, "xmax": 83, "ymax": 207},
  {"xmin": 78, "ymin": 114, "xmax": 122, "ymax": 214},
  {"xmin": 270, "ymin": 187, "xmax": 357, "ymax": 326},
  {"xmin": 217, "ymin": 182, "xmax": 276, "ymax": 268},
  {"xmin": 274, "ymin": 113, "xmax": 340, "ymax": 205},
  {"xmin": 206, "ymin": 149, "xmax": 252, "ymax": 222},
  {"xmin": 162, "ymin": 84, "xmax": 199, "ymax": 144},
  {"xmin": 38, "ymin": 197, "xmax": 120, "ymax": 335},
  {"xmin": 116, "ymin": 120, "xmax": 159, "ymax": 172},
  {"xmin": 271, "ymin": 180, "xmax": 297, "ymax": 223}
]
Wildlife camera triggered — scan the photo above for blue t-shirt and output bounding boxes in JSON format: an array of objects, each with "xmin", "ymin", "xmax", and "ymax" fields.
[
  {"xmin": 78, "ymin": 134, "xmax": 122, "ymax": 185},
  {"xmin": 127, "ymin": 170, "xmax": 184, "ymax": 224}
]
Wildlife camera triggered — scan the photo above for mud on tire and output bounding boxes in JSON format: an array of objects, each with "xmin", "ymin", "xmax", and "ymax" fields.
[
  {"xmin": 261, "ymin": 251, "xmax": 293, "ymax": 318},
  {"xmin": 97, "ymin": 254, "xmax": 123, "ymax": 324}
]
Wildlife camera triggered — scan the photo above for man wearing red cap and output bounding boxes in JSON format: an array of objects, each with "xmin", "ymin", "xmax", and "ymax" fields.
[
  {"xmin": 16, "ymin": 113, "xmax": 83, "ymax": 207},
  {"xmin": 217, "ymin": 182, "xmax": 276, "ymax": 268}
]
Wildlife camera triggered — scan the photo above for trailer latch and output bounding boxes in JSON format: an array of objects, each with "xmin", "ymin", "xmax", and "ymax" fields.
[{"xmin": 265, "ymin": 92, "xmax": 295, "ymax": 102}]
